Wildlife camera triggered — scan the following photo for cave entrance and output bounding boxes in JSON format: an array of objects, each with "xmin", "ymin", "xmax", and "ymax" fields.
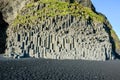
[
  {"xmin": 0, "ymin": 11, "xmax": 8, "ymax": 54},
  {"xmin": 70, "ymin": 0, "xmax": 74, "ymax": 3}
]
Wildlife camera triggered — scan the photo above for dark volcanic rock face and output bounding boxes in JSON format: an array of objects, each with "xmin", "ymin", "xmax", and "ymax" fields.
[
  {"xmin": 6, "ymin": 15, "xmax": 113, "ymax": 60},
  {"xmin": 0, "ymin": 0, "xmax": 119, "ymax": 60},
  {"xmin": 0, "ymin": 0, "xmax": 30, "ymax": 23}
]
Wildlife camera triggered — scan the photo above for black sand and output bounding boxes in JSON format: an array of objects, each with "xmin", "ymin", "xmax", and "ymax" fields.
[{"xmin": 0, "ymin": 56, "xmax": 120, "ymax": 80}]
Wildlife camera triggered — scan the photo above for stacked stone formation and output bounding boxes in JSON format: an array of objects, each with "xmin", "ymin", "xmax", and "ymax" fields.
[
  {"xmin": 4, "ymin": 0, "xmax": 116, "ymax": 60},
  {"xmin": 6, "ymin": 13, "xmax": 113, "ymax": 60}
]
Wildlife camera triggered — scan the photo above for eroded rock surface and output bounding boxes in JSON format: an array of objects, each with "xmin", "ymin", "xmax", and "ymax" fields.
[{"xmin": 0, "ymin": 0, "xmax": 30, "ymax": 23}]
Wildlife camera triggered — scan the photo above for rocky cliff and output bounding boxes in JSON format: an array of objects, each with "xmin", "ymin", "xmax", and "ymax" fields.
[{"xmin": 0, "ymin": 0, "xmax": 120, "ymax": 60}]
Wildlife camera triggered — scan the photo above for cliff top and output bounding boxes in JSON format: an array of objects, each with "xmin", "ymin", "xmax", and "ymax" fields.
[{"xmin": 12, "ymin": 0, "xmax": 104, "ymax": 27}]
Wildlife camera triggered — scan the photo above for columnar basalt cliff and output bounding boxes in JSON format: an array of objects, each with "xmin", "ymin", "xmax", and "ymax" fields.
[{"xmin": 0, "ymin": 0, "xmax": 120, "ymax": 60}]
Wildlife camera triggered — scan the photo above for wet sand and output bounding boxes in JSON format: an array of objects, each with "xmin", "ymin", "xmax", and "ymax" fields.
[{"xmin": 0, "ymin": 56, "xmax": 120, "ymax": 80}]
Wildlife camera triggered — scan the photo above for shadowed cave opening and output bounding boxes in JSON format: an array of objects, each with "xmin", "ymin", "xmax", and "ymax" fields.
[{"xmin": 0, "ymin": 12, "xmax": 8, "ymax": 54}]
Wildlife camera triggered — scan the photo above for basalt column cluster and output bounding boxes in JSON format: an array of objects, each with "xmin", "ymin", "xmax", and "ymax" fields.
[{"xmin": 6, "ymin": 15, "xmax": 114, "ymax": 60}]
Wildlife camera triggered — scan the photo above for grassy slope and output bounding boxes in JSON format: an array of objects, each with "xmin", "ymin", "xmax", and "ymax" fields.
[
  {"xmin": 12, "ymin": 0, "xmax": 105, "ymax": 27},
  {"xmin": 111, "ymin": 29, "xmax": 120, "ymax": 52}
]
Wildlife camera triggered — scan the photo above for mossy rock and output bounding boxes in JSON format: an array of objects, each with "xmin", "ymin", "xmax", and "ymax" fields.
[
  {"xmin": 111, "ymin": 29, "xmax": 120, "ymax": 53},
  {"xmin": 12, "ymin": 0, "xmax": 105, "ymax": 28}
]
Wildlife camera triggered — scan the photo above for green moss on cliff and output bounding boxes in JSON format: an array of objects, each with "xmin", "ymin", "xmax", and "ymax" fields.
[
  {"xmin": 111, "ymin": 29, "xmax": 120, "ymax": 51},
  {"xmin": 104, "ymin": 19, "xmax": 120, "ymax": 53},
  {"xmin": 12, "ymin": 0, "xmax": 105, "ymax": 27}
]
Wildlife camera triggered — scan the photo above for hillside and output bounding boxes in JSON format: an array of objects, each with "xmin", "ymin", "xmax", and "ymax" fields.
[{"xmin": 0, "ymin": 0, "xmax": 120, "ymax": 60}]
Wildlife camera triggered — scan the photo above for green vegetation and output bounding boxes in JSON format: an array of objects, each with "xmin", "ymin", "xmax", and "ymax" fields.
[
  {"xmin": 83, "ymin": 7, "xmax": 105, "ymax": 22},
  {"xmin": 12, "ymin": 0, "xmax": 105, "ymax": 27},
  {"xmin": 110, "ymin": 29, "xmax": 120, "ymax": 51},
  {"xmin": 26, "ymin": 2, "xmax": 34, "ymax": 8}
]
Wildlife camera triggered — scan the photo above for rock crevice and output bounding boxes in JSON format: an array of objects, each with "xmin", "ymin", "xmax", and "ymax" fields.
[{"xmin": 0, "ymin": 12, "xmax": 8, "ymax": 54}]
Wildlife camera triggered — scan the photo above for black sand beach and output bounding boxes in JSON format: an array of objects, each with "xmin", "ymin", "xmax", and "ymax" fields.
[{"xmin": 0, "ymin": 56, "xmax": 120, "ymax": 80}]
